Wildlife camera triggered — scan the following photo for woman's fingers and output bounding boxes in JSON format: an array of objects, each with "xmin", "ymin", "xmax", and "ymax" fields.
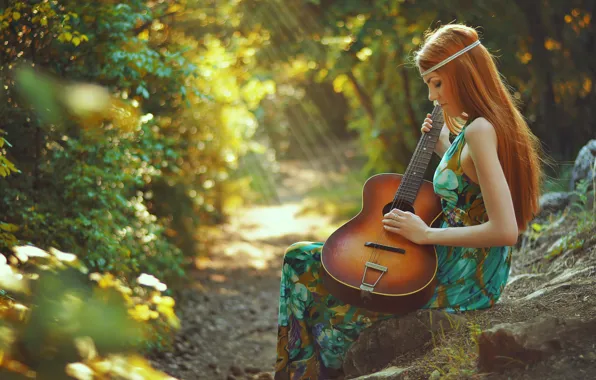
[
  {"xmin": 382, "ymin": 211, "xmax": 404, "ymax": 227},
  {"xmin": 382, "ymin": 218, "xmax": 400, "ymax": 227},
  {"xmin": 421, "ymin": 115, "xmax": 433, "ymax": 133}
]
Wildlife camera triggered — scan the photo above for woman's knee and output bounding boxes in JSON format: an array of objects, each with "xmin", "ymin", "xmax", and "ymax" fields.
[{"xmin": 283, "ymin": 241, "xmax": 324, "ymax": 261}]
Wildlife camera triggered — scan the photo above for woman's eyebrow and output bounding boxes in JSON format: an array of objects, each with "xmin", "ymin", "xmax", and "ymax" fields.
[{"xmin": 425, "ymin": 76, "xmax": 437, "ymax": 85}]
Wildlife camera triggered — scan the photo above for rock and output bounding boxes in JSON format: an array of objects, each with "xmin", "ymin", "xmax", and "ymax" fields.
[
  {"xmin": 539, "ymin": 192, "xmax": 577, "ymax": 216},
  {"xmin": 251, "ymin": 372, "xmax": 274, "ymax": 380},
  {"xmin": 477, "ymin": 316, "xmax": 596, "ymax": 372},
  {"xmin": 343, "ymin": 310, "xmax": 466, "ymax": 378},
  {"xmin": 244, "ymin": 366, "xmax": 261, "ymax": 374},
  {"xmin": 350, "ymin": 366, "xmax": 411, "ymax": 379},
  {"xmin": 178, "ymin": 362, "xmax": 189, "ymax": 370},
  {"xmin": 569, "ymin": 139, "xmax": 596, "ymax": 192},
  {"xmin": 229, "ymin": 364, "xmax": 244, "ymax": 376}
]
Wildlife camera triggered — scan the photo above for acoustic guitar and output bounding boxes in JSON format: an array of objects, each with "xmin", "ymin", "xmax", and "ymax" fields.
[{"xmin": 321, "ymin": 105, "xmax": 445, "ymax": 314}]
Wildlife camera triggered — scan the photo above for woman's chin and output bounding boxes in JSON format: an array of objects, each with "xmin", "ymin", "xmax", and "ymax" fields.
[{"xmin": 443, "ymin": 107, "xmax": 462, "ymax": 118}]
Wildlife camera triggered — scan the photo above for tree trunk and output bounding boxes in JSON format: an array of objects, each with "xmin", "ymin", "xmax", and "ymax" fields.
[
  {"xmin": 516, "ymin": 0, "xmax": 562, "ymax": 157},
  {"xmin": 346, "ymin": 70, "xmax": 375, "ymax": 123}
]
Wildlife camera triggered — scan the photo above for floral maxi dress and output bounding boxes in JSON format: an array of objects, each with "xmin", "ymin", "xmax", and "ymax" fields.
[{"xmin": 274, "ymin": 125, "xmax": 513, "ymax": 380}]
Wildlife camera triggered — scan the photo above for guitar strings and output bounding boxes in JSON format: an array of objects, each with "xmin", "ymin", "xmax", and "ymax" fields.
[
  {"xmin": 367, "ymin": 107, "xmax": 436, "ymax": 268},
  {"xmin": 366, "ymin": 106, "xmax": 443, "ymax": 273}
]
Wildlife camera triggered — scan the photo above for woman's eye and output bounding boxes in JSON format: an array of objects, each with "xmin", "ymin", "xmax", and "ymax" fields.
[{"xmin": 435, "ymin": 82, "xmax": 442, "ymax": 88}]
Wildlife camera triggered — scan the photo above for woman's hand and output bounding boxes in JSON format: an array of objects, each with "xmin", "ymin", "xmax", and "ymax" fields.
[
  {"xmin": 382, "ymin": 209, "xmax": 431, "ymax": 245},
  {"xmin": 420, "ymin": 113, "xmax": 451, "ymax": 144},
  {"xmin": 421, "ymin": 113, "xmax": 451, "ymax": 157}
]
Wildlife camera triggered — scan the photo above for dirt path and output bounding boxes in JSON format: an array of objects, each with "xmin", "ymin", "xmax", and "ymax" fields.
[{"xmin": 150, "ymin": 155, "xmax": 352, "ymax": 380}]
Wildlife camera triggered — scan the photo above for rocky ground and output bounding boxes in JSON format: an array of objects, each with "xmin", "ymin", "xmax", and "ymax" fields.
[{"xmin": 149, "ymin": 141, "xmax": 596, "ymax": 380}]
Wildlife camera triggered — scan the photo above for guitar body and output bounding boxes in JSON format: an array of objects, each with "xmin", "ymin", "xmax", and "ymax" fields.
[{"xmin": 321, "ymin": 173, "xmax": 443, "ymax": 314}]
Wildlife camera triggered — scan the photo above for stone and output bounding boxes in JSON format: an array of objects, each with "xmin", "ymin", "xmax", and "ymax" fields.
[
  {"xmin": 244, "ymin": 366, "xmax": 261, "ymax": 374},
  {"xmin": 477, "ymin": 316, "xmax": 596, "ymax": 372},
  {"xmin": 343, "ymin": 310, "xmax": 465, "ymax": 378},
  {"xmin": 569, "ymin": 139, "xmax": 596, "ymax": 192},
  {"xmin": 251, "ymin": 372, "xmax": 274, "ymax": 380},
  {"xmin": 534, "ymin": 192, "xmax": 578, "ymax": 220},
  {"xmin": 229, "ymin": 364, "xmax": 244, "ymax": 376},
  {"xmin": 350, "ymin": 366, "xmax": 411, "ymax": 379}
]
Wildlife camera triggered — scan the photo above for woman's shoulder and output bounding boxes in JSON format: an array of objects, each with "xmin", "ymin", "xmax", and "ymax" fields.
[
  {"xmin": 463, "ymin": 117, "xmax": 497, "ymax": 146},
  {"xmin": 465, "ymin": 117, "xmax": 493, "ymax": 132}
]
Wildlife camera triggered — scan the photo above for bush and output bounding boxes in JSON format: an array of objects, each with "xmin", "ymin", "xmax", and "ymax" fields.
[{"xmin": 1, "ymin": 245, "xmax": 179, "ymax": 379}]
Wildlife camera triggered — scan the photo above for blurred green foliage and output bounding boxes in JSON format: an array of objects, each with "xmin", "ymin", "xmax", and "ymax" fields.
[{"xmin": 0, "ymin": 245, "xmax": 179, "ymax": 379}]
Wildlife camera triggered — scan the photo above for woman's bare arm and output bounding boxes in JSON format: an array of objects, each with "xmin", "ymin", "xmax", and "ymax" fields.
[{"xmin": 425, "ymin": 118, "xmax": 519, "ymax": 247}]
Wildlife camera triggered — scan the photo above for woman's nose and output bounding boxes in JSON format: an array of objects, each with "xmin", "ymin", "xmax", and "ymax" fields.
[{"xmin": 428, "ymin": 90, "xmax": 437, "ymax": 102}]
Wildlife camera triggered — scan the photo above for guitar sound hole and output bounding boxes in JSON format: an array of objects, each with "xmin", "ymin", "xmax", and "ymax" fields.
[{"xmin": 382, "ymin": 201, "xmax": 414, "ymax": 216}]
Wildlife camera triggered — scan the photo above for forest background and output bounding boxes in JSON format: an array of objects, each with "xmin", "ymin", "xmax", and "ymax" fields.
[{"xmin": 0, "ymin": 0, "xmax": 593, "ymax": 378}]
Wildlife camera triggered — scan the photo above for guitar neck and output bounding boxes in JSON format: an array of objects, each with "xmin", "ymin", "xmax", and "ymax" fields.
[{"xmin": 394, "ymin": 105, "xmax": 445, "ymax": 205}]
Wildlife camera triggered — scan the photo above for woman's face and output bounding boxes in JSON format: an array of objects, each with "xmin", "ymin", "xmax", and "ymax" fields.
[{"xmin": 422, "ymin": 71, "xmax": 463, "ymax": 117}]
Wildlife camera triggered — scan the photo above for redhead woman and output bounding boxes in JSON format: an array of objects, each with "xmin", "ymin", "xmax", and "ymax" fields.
[{"xmin": 274, "ymin": 23, "xmax": 544, "ymax": 380}]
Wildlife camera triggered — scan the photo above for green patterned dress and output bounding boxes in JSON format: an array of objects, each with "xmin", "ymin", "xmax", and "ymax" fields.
[{"xmin": 274, "ymin": 124, "xmax": 513, "ymax": 380}]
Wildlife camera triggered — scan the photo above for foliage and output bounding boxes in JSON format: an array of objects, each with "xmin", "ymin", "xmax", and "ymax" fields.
[
  {"xmin": 544, "ymin": 174, "xmax": 596, "ymax": 260},
  {"xmin": 0, "ymin": 245, "xmax": 179, "ymax": 379},
  {"xmin": 0, "ymin": 67, "xmax": 185, "ymax": 281},
  {"xmin": 224, "ymin": 0, "xmax": 594, "ymax": 177},
  {"xmin": 0, "ymin": 0, "xmax": 280, "ymax": 266},
  {"xmin": 570, "ymin": 161, "xmax": 596, "ymax": 213}
]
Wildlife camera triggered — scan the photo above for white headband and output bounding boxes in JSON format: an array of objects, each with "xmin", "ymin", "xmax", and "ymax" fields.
[{"xmin": 420, "ymin": 40, "xmax": 481, "ymax": 77}]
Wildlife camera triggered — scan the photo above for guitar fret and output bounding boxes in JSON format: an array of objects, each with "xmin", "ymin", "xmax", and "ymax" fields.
[
  {"xmin": 397, "ymin": 189, "xmax": 418, "ymax": 199},
  {"xmin": 392, "ymin": 107, "xmax": 443, "ymax": 206},
  {"xmin": 399, "ymin": 187, "xmax": 417, "ymax": 195},
  {"xmin": 396, "ymin": 192, "xmax": 415, "ymax": 200},
  {"xmin": 400, "ymin": 185, "xmax": 420, "ymax": 194}
]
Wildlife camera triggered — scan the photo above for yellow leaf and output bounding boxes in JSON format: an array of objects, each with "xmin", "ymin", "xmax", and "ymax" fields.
[
  {"xmin": 0, "ymin": 223, "xmax": 19, "ymax": 232},
  {"xmin": 138, "ymin": 29, "xmax": 149, "ymax": 41},
  {"xmin": 65, "ymin": 363, "xmax": 94, "ymax": 380},
  {"xmin": 40, "ymin": 17, "xmax": 48, "ymax": 26},
  {"xmin": 333, "ymin": 74, "xmax": 349, "ymax": 93},
  {"xmin": 12, "ymin": 12, "xmax": 21, "ymax": 21},
  {"xmin": 72, "ymin": 37, "xmax": 81, "ymax": 46},
  {"xmin": 64, "ymin": 32, "xmax": 73, "ymax": 41}
]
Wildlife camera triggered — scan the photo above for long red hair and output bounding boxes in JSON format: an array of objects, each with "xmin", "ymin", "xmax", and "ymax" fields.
[{"xmin": 415, "ymin": 24, "xmax": 545, "ymax": 233}]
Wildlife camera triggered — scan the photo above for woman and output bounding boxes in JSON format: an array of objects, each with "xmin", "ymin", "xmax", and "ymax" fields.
[{"xmin": 275, "ymin": 23, "xmax": 544, "ymax": 380}]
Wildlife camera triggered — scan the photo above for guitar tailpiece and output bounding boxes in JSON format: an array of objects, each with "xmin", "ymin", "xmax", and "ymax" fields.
[{"xmin": 360, "ymin": 289, "xmax": 372, "ymax": 301}]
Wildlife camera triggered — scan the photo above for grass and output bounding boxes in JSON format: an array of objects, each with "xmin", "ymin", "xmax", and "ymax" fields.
[{"xmin": 415, "ymin": 315, "xmax": 489, "ymax": 379}]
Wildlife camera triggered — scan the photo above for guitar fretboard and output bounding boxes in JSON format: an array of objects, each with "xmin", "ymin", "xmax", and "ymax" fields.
[{"xmin": 393, "ymin": 105, "xmax": 445, "ymax": 206}]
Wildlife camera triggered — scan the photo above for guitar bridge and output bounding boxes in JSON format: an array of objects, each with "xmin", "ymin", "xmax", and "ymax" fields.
[
  {"xmin": 364, "ymin": 242, "xmax": 405, "ymax": 254},
  {"xmin": 360, "ymin": 261, "xmax": 388, "ymax": 292}
]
